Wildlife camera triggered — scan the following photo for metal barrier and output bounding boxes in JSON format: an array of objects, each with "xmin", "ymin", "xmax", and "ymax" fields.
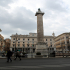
[{"xmin": 55, "ymin": 53, "xmax": 70, "ymax": 56}]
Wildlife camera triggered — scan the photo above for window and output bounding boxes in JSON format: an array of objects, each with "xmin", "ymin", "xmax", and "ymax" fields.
[
  {"xmin": 28, "ymin": 39, "xmax": 29, "ymax": 41},
  {"xmin": 62, "ymin": 37, "xmax": 64, "ymax": 39},
  {"xmin": 33, "ymin": 45, "xmax": 34, "ymax": 47},
  {"xmin": 51, "ymin": 45, "xmax": 52, "ymax": 47},
  {"xmin": 50, "ymin": 39, "xmax": 52, "ymax": 41},
  {"xmin": 32, "ymin": 42, "xmax": 34, "ymax": 44},
  {"xmin": 18, "ymin": 38, "xmax": 20, "ymax": 40},
  {"xmin": 32, "ymin": 44, "xmax": 34, "ymax": 47},
  {"xmin": 67, "ymin": 41, "xmax": 69, "ymax": 43},
  {"xmin": 47, "ymin": 48, "xmax": 49, "ymax": 50},
  {"xmin": 23, "ymin": 44, "xmax": 25, "ymax": 47},
  {"xmin": 52, "ymin": 48, "xmax": 54, "ymax": 50},
  {"xmin": 46, "ymin": 39, "xmax": 47, "ymax": 41},
  {"xmin": 28, "ymin": 42, "xmax": 29, "ymax": 44},
  {"xmin": 50, "ymin": 42, "xmax": 52, "ymax": 44},
  {"xmin": 13, "ymin": 38, "xmax": 15, "ymax": 40},
  {"xmin": 23, "ymin": 39, "xmax": 25, "ymax": 41},
  {"xmin": 18, "ymin": 42, "xmax": 20, "ymax": 43},
  {"xmin": 23, "ymin": 42, "xmax": 25, "ymax": 43},
  {"xmin": 27, "ymin": 44, "xmax": 29, "ymax": 47},
  {"xmin": 32, "ymin": 39, "xmax": 34, "ymax": 41},
  {"xmin": 66, "ymin": 36, "xmax": 68, "ymax": 38},
  {"xmin": 13, "ymin": 44, "xmax": 15, "ymax": 47},
  {"xmin": 18, "ymin": 44, "xmax": 20, "ymax": 47},
  {"xmin": 33, "ymin": 34, "xmax": 34, "ymax": 36}
]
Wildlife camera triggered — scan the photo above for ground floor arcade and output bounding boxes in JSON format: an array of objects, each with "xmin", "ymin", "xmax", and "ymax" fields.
[{"xmin": 10, "ymin": 47, "xmax": 35, "ymax": 53}]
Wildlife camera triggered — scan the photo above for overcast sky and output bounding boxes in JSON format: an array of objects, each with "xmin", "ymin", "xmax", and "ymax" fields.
[{"xmin": 0, "ymin": 0, "xmax": 70, "ymax": 39}]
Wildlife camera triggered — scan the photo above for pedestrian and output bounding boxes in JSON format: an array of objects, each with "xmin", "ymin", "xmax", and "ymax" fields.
[
  {"xmin": 7, "ymin": 49, "xmax": 12, "ymax": 62},
  {"xmin": 53, "ymin": 51, "xmax": 55, "ymax": 57},
  {"xmin": 14, "ymin": 50, "xmax": 21, "ymax": 60}
]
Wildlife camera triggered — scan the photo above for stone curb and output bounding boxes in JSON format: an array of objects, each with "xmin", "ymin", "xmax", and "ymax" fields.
[{"xmin": 0, "ymin": 57, "xmax": 69, "ymax": 59}]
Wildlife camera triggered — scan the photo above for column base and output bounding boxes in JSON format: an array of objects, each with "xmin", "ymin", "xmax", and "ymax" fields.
[{"xmin": 35, "ymin": 45, "xmax": 48, "ymax": 55}]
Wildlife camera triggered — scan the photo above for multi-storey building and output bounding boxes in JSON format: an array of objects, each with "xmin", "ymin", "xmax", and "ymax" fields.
[
  {"xmin": 0, "ymin": 34, "xmax": 4, "ymax": 51},
  {"xmin": 4, "ymin": 38, "xmax": 11, "ymax": 51},
  {"xmin": 10, "ymin": 33, "xmax": 55, "ymax": 53},
  {"xmin": 54, "ymin": 32, "xmax": 70, "ymax": 53},
  {"xmin": 0, "ymin": 34, "xmax": 11, "ymax": 52}
]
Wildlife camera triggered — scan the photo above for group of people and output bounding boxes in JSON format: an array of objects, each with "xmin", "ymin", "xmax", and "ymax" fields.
[{"xmin": 6, "ymin": 49, "xmax": 21, "ymax": 62}]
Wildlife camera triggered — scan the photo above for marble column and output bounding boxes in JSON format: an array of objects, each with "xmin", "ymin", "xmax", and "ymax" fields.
[
  {"xmin": 35, "ymin": 8, "xmax": 44, "ymax": 43},
  {"xmin": 35, "ymin": 8, "xmax": 47, "ymax": 55}
]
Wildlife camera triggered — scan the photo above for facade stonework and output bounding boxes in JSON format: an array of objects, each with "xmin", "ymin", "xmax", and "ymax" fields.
[
  {"xmin": 35, "ymin": 9, "xmax": 48, "ymax": 55},
  {"xmin": 4, "ymin": 38, "xmax": 11, "ymax": 51},
  {"xmin": 54, "ymin": 32, "xmax": 70, "ymax": 52},
  {"xmin": 0, "ymin": 34, "xmax": 4, "ymax": 51},
  {"xmin": 10, "ymin": 33, "xmax": 54, "ymax": 52},
  {"xmin": 35, "ymin": 9, "xmax": 44, "ymax": 43},
  {"xmin": 37, "ymin": 14, "xmax": 44, "ymax": 42}
]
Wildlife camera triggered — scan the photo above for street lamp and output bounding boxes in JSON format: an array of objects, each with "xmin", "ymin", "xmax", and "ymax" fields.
[
  {"xmin": 15, "ymin": 33, "xmax": 18, "ymax": 52},
  {"xmin": 0, "ymin": 38, "xmax": 2, "ymax": 51},
  {"xmin": 0, "ymin": 29, "xmax": 2, "ymax": 32},
  {"xmin": 31, "ymin": 45, "xmax": 33, "ymax": 58},
  {"xmin": 48, "ymin": 46, "xmax": 50, "ymax": 58},
  {"xmin": 0, "ymin": 29, "xmax": 2, "ymax": 51},
  {"xmin": 61, "ymin": 43, "xmax": 64, "ymax": 57},
  {"xmin": 65, "ymin": 44, "xmax": 68, "ymax": 53},
  {"xmin": 69, "ymin": 37, "xmax": 70, "ymax": 51}
]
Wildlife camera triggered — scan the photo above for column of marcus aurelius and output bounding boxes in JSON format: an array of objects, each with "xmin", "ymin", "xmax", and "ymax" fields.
[{"xmin": 35, "ymin": 8, "xmax": 47, "ymax": 56}]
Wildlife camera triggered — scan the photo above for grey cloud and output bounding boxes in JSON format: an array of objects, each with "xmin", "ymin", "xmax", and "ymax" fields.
[
  {"xmin": 3, "ymin": 28, "xmax": 15, "ymax": 35},
  {"xmin": 0, "ymin": 7, "xmax": 37, "ymax": 36},
  {"xmin": 9, "ymin": 7, "xmax": 37, "ymax": 30},
  {"xmin": 0, "ymin": 0, "xmax": 13, "ymax": 8},
  {"xmin": 0, "ymin": 0, "xmax": 69, "ymax": 39},
  {"xmin": 0, "ymin": 8, "xmax": 11, "ymax": 24},
  {"xmin": 44, "ymin": 0, "xmax": 67, "ymax": 12}
]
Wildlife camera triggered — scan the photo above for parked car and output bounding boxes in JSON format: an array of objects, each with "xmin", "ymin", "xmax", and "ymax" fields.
[
  {"xmin": 20, "ymin": 52, "xmax": 23, "ymax": 57},
  {"xmin": 0, "ymin": 51, "xmax": 6, "ymax": 57},
  {"xmin": 22, "ymin": 52, "xmax": 28, "ymax": 58}
]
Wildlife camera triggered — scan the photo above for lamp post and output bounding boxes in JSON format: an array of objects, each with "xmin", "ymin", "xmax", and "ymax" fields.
[
  {"xmin": 69, "ymin": 37, "xmax": 70, "ymax": 51},
  {"xmin": 65, "ymin": 44, "xmax": 68, "ymax": 53},
  {"xmin": 65, "ymin": 44, "xmax": 68, "ymax": 57},
  {"xmin": 0, "ymin": 29, "xmax": 2, "ymax": 32},
  {"xmin": 0, "ymin": 29, "xmax": 2, "ymax": 51},
  {"xmin": 15, "ymin": 33, "xmax": 18, "ymax": 52},
  {"xmin": 31, "ymin": 45, "xmax": 33, "ymax": 58},
  {"xmin": 0, "ymin": 38, "xmax": 2, "ymax": 51},
  {"xmin": 48, "ymin": 46, "xmax": 50, "ymax": 58},
  {"xmin": 61, "ymin": 43, "xmax": 64, "ymax": 57}
]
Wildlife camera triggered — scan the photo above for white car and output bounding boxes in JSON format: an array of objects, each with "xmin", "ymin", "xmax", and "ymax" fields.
[{"xmin": 20, "ymin": 53, "xmax": 23, "ymax": 57}]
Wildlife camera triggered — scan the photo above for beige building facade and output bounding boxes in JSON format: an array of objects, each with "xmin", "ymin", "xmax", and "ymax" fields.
[
  {"xmin": 10, "ymin": 33, "xmax": 55, "ymax": 53},
  {"xmin": 0, "ymin": 34, "xmax": 5, "ymax": 51},
  {"xmin": 0, "ymin": 34, "xmax": 11, "ymax": 52},
  {"xmin": 54, "ymin": 32, "xmax": 70, "ymax": 53},
  {"xmin": 4, "ymin": 38, "xmax": 11, "ymax": 51}
]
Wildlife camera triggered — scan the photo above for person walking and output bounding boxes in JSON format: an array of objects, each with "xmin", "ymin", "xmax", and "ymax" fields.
[
  {"xmin": 14, "ymin": 50, "xmax": 21, "ymax": 60},
  {"xmin": 7, "ymin": 49, "xmax": 12, "ymax": 62},
  {"xmin": 52, "ymin": 51, "xmax": 55, "ymax": 57}
]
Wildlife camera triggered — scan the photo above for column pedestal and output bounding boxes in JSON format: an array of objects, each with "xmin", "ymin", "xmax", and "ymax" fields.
[{"xmin": 35, "ymin": 45, "xmax": 47, "ymax": 55}]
